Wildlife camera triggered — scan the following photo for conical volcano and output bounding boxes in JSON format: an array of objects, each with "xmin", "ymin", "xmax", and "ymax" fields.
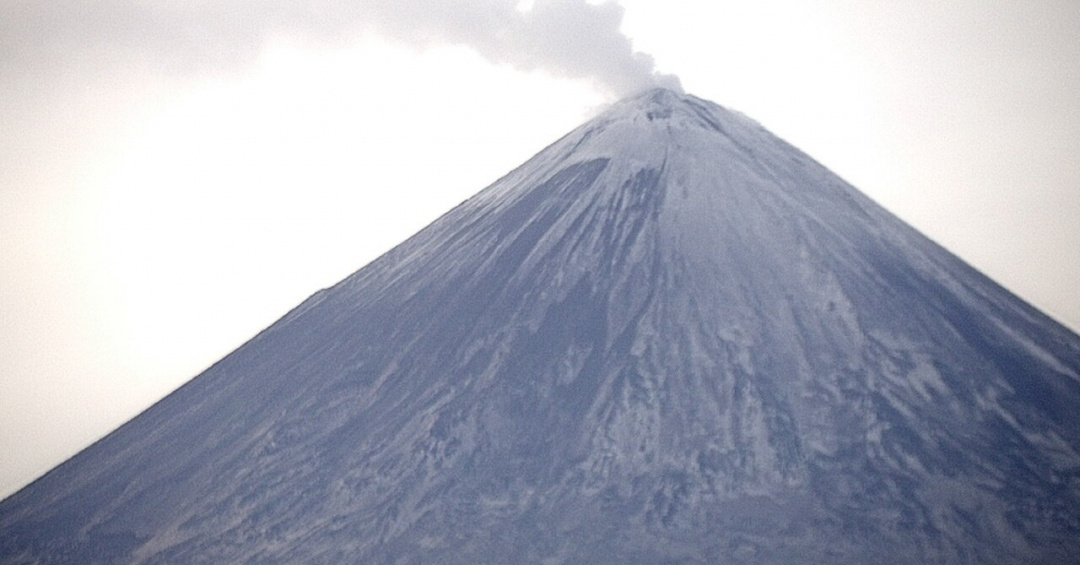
[{"xmin": 3, "ymin": 89, "xmax": 1079, "ymax": 564}]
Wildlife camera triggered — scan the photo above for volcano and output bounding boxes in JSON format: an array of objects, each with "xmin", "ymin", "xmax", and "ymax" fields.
[{"xmin": 2, "ymin": 89, "xmax": 1079, "ymax": 564}]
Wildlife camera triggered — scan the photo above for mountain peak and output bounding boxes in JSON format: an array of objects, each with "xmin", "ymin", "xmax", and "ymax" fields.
[
  {"xmin": 620, "ymin": 85, "xmax": 686, "ymax": 110},
  {"xmin": 597, "ymin": 87, "xmax": 758, "ymax": 133},
  {"xmin": 2, "ymin": 90, "xmax": 1079, "ymax": 564}
]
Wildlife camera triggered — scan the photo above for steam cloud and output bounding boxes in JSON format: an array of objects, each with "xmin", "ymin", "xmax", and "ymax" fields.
[{"xmin": 3, "ymin": 0, "xmax": 680, "ymax": 98}]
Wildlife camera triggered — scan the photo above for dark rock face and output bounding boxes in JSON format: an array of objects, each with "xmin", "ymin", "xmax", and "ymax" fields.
[{"xmin": 3, "ymin": 89, "xmax": 1079, "ymax": 564}]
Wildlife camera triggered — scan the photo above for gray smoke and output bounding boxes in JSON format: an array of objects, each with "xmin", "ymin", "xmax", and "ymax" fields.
[{"xmin": 2, "ymin": 0, "xmax": 680, "ymax": 98}]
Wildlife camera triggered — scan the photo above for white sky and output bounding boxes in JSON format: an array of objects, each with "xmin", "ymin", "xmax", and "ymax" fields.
[{"xmin": 1, "ymin": 0, "xmax": 1078, "ymax": 499}]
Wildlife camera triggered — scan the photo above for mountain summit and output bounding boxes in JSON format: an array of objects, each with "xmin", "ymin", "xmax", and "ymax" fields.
[{"xmin": 3, "ymin": 89, "xmax": 1079, "ymax": 564}]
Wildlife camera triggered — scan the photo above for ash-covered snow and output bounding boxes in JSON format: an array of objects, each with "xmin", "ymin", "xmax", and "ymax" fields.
[{"xmin": 2, "ymin": 88, "xmax": 1079, "ymax": 564}]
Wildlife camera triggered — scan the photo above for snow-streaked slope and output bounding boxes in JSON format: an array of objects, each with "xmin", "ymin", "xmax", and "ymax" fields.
[{"xmin": 2, "ymin": 89, "xmax": 1079, "ymax": 564}]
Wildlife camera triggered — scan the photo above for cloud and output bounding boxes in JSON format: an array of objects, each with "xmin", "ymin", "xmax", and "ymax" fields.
[{"xmin": 2, "ymin": 0, "xmax": 679, "ymax": 98}]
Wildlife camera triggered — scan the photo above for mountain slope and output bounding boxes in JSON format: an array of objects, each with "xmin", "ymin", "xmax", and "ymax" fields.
[{"xmin": 2, "ymin": 88, "xmax": 1079, "ymax": 564}]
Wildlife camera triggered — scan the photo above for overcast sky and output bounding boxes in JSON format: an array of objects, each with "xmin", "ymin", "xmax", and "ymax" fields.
[{"xmin": 2, "ymin": 0, "xmax": 1078, "ymax": 498}]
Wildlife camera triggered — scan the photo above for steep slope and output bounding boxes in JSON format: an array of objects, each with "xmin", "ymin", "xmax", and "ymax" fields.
[{"xmin": 2, "ymin": 89, "xmax": 1079, "ymax": 564}]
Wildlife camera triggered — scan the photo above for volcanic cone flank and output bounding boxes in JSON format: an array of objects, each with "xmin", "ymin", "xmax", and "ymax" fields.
[{"xmin": 3, "ymin": 88, "xmax": 1079, "ymax": 564}]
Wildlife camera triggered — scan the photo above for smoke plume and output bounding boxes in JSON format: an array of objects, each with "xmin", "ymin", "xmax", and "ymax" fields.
[{"xmin": 3, "ymin": 0, "xmax": 680, "ymax": 98}]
